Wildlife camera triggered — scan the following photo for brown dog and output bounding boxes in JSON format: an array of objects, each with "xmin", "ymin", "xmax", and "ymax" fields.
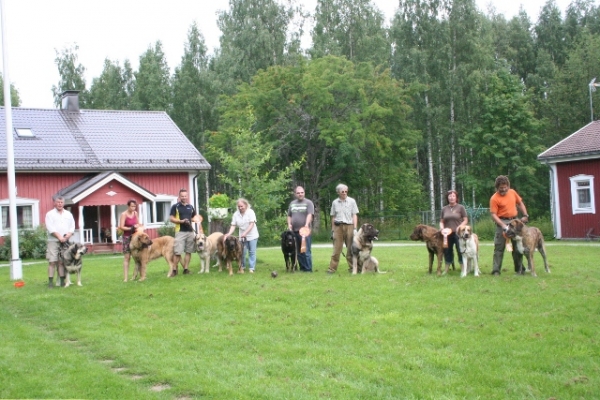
[
  {"xmin": 217, "ymin": 235, "xmax": 243, "ymax": 276},
  {"xmin": 197, "ymin": 232, "xmax": 223, "ymax": 273},
  {"xmin": 504, "ymin": 219, "xmax": 550, "ymax": 277},
  {"xmin": 410, "ymin": 224, "xmax": 445, "ymax": 276},
  {"xmin": 130, "ymin": 232, "xmax": 177, "ymax": 280},
  {"xmin": 351, "ymin": 223, "xmax": 384, "ymax": 274}
]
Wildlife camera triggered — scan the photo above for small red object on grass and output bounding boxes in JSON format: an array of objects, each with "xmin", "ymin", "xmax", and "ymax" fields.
[{"xmin": 14, "ymin": 281, "xmax": 25, "ymax": 288}]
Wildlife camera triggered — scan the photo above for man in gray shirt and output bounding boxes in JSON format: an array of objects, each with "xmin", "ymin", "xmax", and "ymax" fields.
[{"xmin": 287, "ymin": 186, "xmax": 314, "ymax": 272}]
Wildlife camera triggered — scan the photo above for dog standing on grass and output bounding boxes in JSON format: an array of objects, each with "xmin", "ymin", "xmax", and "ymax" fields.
[
  {"xmin": 281, "ymin": 230, "xmax": 298, "ymax": 272},
  {"xmin": 504, "ymin": 219, "xmax": 550, "ymax": 277},
  {"xmin": 217, "ymin": 235, "xmax": 244, "ymax": 276},
  {"xmin": 410, "ymin": 224, "xmax": 445, "ymax": 276},
  {"xmin": 59, "ymin": 242, "xmax": 89, "ymax": 287},
  {"xmin": 456, "ymin": 225, "xmax": 480, "ymax": 277},
  {"xmin": 196, "ymin": 232, "xmax": 223, "ymax": 273}
]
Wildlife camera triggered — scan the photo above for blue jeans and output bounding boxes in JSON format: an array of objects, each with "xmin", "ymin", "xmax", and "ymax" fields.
[
  {"xmin": 294, "ymin": 231, "xmax": 312, "ymax": 272},
  {"xmin": 242, "ymin": 238, "xmax": 258, "ymax": 271}
]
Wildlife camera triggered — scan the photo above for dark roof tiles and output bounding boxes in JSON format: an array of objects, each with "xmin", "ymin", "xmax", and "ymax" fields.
[
  {"xmin": 0, "ymin": 108, "xmax": 210, "ymax": 171},
  {"xmin": 538, "ymin": 121, "xmax": 600, "ymax": 161}
]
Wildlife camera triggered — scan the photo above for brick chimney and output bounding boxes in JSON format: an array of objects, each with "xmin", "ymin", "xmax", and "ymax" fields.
[{"xmin": 61, "ymin": 90, "xmax": 80, "ymax": 112}]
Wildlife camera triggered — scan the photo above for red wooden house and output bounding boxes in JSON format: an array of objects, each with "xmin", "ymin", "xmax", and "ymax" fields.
[
  {"xmin": 0, "ymin": 91, "xmax": 210, "ymax": 251},
  {"xmin": 538, "ymin": 121, "xmax": 600, "ymax": 239}
]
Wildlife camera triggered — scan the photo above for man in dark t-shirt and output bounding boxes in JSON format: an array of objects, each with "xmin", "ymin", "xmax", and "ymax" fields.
[
  {"xmin": 169, "ymin": 188, "xmax": 197, "ymax": 276},
  {"xmin": 287, "ymin": 186, "xmax": 314, "ymax": 272}
]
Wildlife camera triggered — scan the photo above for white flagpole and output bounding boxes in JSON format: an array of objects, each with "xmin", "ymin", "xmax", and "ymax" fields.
[{"xmin": 1, "ymin": 0, "xmax": 23, "ymax": 280}]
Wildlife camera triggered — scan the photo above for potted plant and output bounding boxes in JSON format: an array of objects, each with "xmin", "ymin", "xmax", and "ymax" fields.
[{"xmin": 208, "ymin": 193, "xmax": 230, "ymax": 219}]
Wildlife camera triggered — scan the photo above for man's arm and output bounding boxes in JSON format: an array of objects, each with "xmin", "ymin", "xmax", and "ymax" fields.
[{"xmin": 517, "ymin": 201, "xmax": 529, "ymax": 222}]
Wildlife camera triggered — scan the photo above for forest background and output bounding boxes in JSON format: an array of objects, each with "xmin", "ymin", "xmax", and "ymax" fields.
[{"xmin": 1, "ymin": 0, "xmax": 597, "ymax": 236}]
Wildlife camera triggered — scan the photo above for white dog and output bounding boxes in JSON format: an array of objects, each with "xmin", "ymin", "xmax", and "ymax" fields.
[
  {"xmin": 196, "ymin": 232, "xmax": 223, "ymax": 273},
  {"xmin": 457, "ymin": 225, "xmax": 480, "ymax": 277}
]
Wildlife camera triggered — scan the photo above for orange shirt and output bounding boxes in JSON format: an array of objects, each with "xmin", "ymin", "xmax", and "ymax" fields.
[{"xmin": 490, "ymin": 189, "xmax": 522, "ymax": 218}]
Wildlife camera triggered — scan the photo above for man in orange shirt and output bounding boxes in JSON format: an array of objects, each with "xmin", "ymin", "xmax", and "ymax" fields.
[{"xmin": 490, "ymin": 175, "xmax": 529, "ymax": 275}]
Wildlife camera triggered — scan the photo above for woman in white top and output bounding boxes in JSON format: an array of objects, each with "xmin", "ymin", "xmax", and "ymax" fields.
[{"xmin": 224, "ymin": 198, "xmax": 259, "ymax": 273}]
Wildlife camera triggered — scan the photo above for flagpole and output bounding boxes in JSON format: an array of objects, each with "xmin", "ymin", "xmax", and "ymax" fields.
[{"xmin": 1, "ymin": 0, "xmax": 23, "ymax": 280}]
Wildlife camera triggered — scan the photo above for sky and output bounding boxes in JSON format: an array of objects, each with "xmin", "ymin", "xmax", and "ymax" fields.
[{"xmin": 0, "ymin": 0, "xmax": 575, "ymax": 109}]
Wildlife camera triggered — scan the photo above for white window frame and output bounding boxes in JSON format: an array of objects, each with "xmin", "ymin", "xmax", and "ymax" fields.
[
  {"xmin": 570, "ymin": 174, "xmax": 596, "ymax": 215},
  {"xmin": 0, "ymin": 198, "xmax": 40, "ymax": 236},
  {"xmin": 143, "ymin": 195, "xmax": 178, "ymax": 228}
]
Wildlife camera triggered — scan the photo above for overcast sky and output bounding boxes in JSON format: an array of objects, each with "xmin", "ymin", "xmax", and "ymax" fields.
[{"xmin": 1, "ymin": 0, "xmax": 575, "ymax": 108}]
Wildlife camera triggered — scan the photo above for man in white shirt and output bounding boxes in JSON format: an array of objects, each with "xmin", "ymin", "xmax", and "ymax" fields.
[{"xmin": 45, "ymin": 195, "xmax": 75, "ymax": 288}]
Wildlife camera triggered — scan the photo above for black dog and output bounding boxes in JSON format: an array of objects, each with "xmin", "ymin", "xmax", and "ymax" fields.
[{"xmin": 281, "ymin": 230, "xmax": 298, "ymax": 272}]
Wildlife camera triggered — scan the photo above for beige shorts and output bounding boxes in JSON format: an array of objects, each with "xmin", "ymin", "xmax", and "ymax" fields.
[
  {"xmin": 174, "ymin": 231, "xmax": 196, "ymax": 255},
  {"xmin": 46, "ymin": 241, "xmax": 62, "ymax": 263}
]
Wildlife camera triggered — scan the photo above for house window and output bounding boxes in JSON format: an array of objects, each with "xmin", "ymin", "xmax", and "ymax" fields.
[
  {"xmin": 570, "ymin": 175, "xmax": 596, "ymax": 215},
  {"xmin": 0, "ymin": 198, "xmax": 40, "ymax": 234},
  {"xmin": 15, "ymin": 128, "xmax": 34, "ymax": 138},
  {"xmin": 144, "ymin": 196, "xmax": 177, "ymax": 226}
]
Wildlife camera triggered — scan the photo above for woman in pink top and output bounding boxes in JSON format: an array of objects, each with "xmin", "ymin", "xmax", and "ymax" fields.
[{"xmin": 119, "ymin": 199, "xmax": 140, "ymax": 281}]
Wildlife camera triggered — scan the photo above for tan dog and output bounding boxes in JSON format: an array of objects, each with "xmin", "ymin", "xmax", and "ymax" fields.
[
  {"xmin": 351, "ymin": 223, "xmax": 385, "ymax": 274},
  {"xmin": 504, "ymin": 219, "xmax": 550, "ymax": 277},
  {"xmin": 409, "ymin": 224, "xmax": 445, "ymax": 276},
  {"xmin": 217, "ymin": 235, "xmax": 243, "ymax": 276},
  {"xmin": 196, "ymin": 232, "xmax": 223, "ymax": 273},
  {"xmin": 456, "ymin": 225, "xmax": 480, "ymax": 277},
  {"xmin": 130, "ymin": 232, "xmax": 176, "ymax": 280}
]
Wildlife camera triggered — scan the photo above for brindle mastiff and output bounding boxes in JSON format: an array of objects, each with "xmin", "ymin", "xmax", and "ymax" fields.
[
  {"xmin": 351, "ymin": 223, "xmax": 385, "ymax": 274},
  {"xmin": 217, "ymin": 235, "xmax": 244, "ymax": 276},
  {"xmin": 504, "ymin": 219, "xmax": 550, "ymax": 277},
  {"xmin": 409, "ymin": 224, "xmax": 445, "ymax": 276}
]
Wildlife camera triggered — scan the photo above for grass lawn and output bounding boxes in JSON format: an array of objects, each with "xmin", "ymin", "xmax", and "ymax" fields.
[{"xmin": 1, "ymin": 240, "xmax": 599, "ymax": 399}]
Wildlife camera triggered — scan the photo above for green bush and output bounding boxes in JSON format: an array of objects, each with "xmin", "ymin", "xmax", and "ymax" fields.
[
  {"xmin": 256, "ymin": 214, "xmax": 287, "ymax": 246},
  {"xmin": 0, "ymin": 225, "xmax": 48, "ymax": 260},
  {"xmin": 157, "ymin": 222, "xmax": 175, "ymax": 238}
]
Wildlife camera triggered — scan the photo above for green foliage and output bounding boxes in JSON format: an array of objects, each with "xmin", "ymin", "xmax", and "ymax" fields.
[
  {"xmin": 131, "ymin": 41, "xmax": 171, "ymax": 111},
  {"xmin": 310, "ymin": 0, "xmax": 390, "ymax": 65},
  {"xmin": 0, "ymin": 72, "xmax": 21, "ymax": 106},
  {"xmin": 88, "ymin": 59, "xmax": 134, "ymax": 110},
  {"xmin": 0, "ymin": 226, "xmax": 47, "ymax": 260},
  {"xmin": 208, "ymin": 193, "xmax": 231, "ymax": 208},
  {"xmin": 207, "ymin": 108, "xmax": 300, "ymax": 227},
  {"xmin": 170, "ymin": 22, "xmax": 220, "ymax": 147},
  {"xmin": 51, "ymin": 45, "xmax": 89, "ymax": 107},
  {"xmin": 156, "ymin": 222, "xmax": 175, "ymax": 238}
]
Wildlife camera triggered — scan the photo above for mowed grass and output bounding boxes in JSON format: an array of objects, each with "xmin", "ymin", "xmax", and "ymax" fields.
[{"xmin": 1, "ymin": 241, "xmax": 599, "ymax": 399}]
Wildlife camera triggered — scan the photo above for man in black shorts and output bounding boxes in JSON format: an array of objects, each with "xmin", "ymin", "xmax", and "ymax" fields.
[{"xmin": 169, "ymin": 188, "xmax": 197, "ymax": 276}]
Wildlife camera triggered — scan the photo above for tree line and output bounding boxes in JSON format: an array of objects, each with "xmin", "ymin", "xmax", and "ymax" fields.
[{"xmin": 15, "ymin": 0, "xmax": 600, "ymax": 230}]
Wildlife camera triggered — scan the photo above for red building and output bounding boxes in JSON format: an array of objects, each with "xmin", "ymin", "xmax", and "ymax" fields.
[
  {"xmin": 538, "ymin": 121, "xmax": 600, "ymax": 239},
  {"xmin": 0, "ymin": 91, "xmax": 210, "ymax": 250}
]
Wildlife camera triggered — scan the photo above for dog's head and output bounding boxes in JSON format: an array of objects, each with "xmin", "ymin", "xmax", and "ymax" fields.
[
  {"xmin": 504, "ymin": 219, "xmax": 524, "ymax": 238},
  {"xmin": 70, "ymin": 243, "xmax": 89, "ymax": 260},
  {"xmin": 410, "ymin": 224, "xmax": 429, "ymax": 241},
  {"xmin": 132, "ymin": 232, "xmax": 153, "ymax": 248},
  {"xmin": 195, "ymin": 233, "xmax": 207, "ymax": 252},
  {"xmin": 457, "ymin": 225, "xmax": 473, "ymax": 240},
  {"xmin": 359, "ymin": 223, "xmax": 380, "ymax": 241},
  {"xmin": 225, "ymin": 235, "xmax": 241, "ymax": 254},
  {"xmin": 281, "ymin": 230, "xmax": 296, "ymax": 248}
]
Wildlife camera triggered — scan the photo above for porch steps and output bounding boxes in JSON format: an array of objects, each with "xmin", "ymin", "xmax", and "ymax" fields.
[{"xmin": 88, "ymin": 243, "xmax": 122, "ymax": 255}]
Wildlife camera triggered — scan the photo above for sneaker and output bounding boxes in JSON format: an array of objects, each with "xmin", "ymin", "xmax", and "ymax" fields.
[
  {"xmin": 249, "ymin": 269, "xmax": 254, "ymax": 274},
  {"xmin": 326, "ymin": 270, "xmax": 335, "ymax": 274},
  {"xmin": 492, "ymin": 271, "xmax": 500, "ymax": 276},
  {"xmin": 171, "ymin": 269, "xmax": 178, "ymax": 277},
  {"xmin": 48, "ymin": 282, "xmax": 54, "ymax": 288},
  {"xmin": 183, "ymin": 269, "xmax": 190, "ymax": 275}
]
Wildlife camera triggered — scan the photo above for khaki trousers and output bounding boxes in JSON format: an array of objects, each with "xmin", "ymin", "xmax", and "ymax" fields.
[{"xmin": 328, "ymin": 224, "xmax": 354, "ymax": 272}]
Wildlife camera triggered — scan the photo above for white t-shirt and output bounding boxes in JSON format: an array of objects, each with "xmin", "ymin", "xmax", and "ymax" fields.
[{"xmin": 231, "ymin": 208, "xmax": 259, "ymax": 241}]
